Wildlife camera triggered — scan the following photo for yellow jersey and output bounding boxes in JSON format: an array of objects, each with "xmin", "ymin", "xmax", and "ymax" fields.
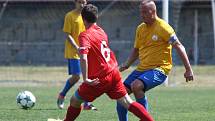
[
  {"xmin": 63, "ymin": 10, "xmax": 85, "ymax": 59},
  {"xmin": 134, "ymin": 17, "xmax": 176, "ymax": 74}
]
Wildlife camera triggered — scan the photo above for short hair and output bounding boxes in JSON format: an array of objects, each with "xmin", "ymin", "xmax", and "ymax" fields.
[{"xmin": 81, "ymin": 4, "xmax": 98, "ymax": 23}]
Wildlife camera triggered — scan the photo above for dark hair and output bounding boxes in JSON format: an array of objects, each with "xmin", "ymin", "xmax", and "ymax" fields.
[{"xmin": 81, "ymin": 4, "xmax": 98, "ymax": 23}]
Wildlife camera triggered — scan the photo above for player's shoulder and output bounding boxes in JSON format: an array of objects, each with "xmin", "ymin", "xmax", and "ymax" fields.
[
  {"xmin": 96, "ymin": 25, "xmax": 106, "ymax": 35},
  {"xmin": 156, "ymin": 17, "xmax": 174, "ymax": 32},
  {"xmin": 79, "ymin": 30, "xmax": 90, "ymax": 40},
  {"xmin": 65, "ymin": 10, "xmax": 76, "ymax": 18},
  {"xmin": 136, "ymin": 22, "xmax": 146, "ymax": 31},
  {"xmin": 137, "ymin": 22, "xmax": 146, "ymax": 29},
  {"xmin": 96, "ymin": 25, "xmax": 108, "ymax": 39},
  {"xmin": 79, "ymin": 31, "xmax": 87, "ymax": 37}
]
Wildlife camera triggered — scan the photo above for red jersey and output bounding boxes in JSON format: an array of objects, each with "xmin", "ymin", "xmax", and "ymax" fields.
[{"xmin": 79, "ymin": 24, "xmax": 118, "ymax": 78}]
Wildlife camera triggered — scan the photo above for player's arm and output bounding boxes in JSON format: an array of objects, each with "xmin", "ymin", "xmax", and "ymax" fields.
[
  {"xmin": 119, "ymin": 27, "xmax": 140, "ymax": 72},
  {"xmin": 63, "ymin": 14, "xmax": 79, "ymax": 51},
  {"xmin": 80, "ymin": 53, "xmax": 99, "ymax": 85},
  {"xmin": 119, "ymin": 48, "xmax": 139, "ymax": 72},
  {"xmin": 79, "ymin": 34, "xmax": 99, "ymax": 85},
  {"xmin": 80, "ymin": 53, "xmax": 88, "ymax": 81},
  {"xmin": 170, "ymin": 36, "xmax": 194, "ymax": 82},
  {"xmin": 67, "ymin": 33, "xmax": 79, "ymax": 51}
]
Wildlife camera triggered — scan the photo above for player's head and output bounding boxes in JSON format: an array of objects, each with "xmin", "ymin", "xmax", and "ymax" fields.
[
  {"xmin": 81, "ymin": 4, "xmax": 98, "ymax": 24},
  {"xmin": 74, "ymin": 0, "xmax": 87, "ymax": 11},
  {"xmin": 139, "ymin": 0, "xmax": 157, "ymax": 25}
]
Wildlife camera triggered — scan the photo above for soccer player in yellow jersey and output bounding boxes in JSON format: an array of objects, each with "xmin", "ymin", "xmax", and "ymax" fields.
[
  {"xmin": 57, "ymin": 0, "xmax": 97, "ymax": 110},
  {"xmin": 116, "ymin": 0, "xmax": 194, "ymax": 120}
]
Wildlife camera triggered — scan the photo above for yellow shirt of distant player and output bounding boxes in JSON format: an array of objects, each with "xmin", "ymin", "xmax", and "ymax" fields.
[
  {"xmin": 63, "ymin": 10, "xmax": 85, "ymax": 59},
  {"xmin": 134, "ymin": 17, "xmax": 175, "ymax": 74}
]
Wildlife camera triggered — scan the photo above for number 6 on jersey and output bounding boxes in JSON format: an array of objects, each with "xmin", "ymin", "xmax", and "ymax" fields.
[{"xmin": 101, "ymin": 41, "xmax": 110, "ymax": 62}]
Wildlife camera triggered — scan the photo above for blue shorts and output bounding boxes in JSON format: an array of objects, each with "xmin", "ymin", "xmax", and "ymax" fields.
[
  {"xmin": 68, "ymin": 59, "xmax": 81, "ymax": 75},
  {"xmin": 124, "ymin": 69, "xmax": 167, "ymax": 92}
]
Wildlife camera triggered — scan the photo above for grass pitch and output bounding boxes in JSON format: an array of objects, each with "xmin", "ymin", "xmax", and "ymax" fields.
[
  {"xmin": 0, "ymin": 66, "xmax": 215, "ymax": 121},
  {"xmin": 0, "ymin": 87, "xmax": 215, "ymax": 121}
]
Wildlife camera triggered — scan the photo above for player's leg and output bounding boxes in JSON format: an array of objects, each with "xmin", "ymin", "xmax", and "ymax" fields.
[
  {"xmin": 58, "ymin": 59, "xmax": 97, "ymax": 110},
  {"xmin": 59, "ymin": 74, "xmax": 80, "ymax": 97},
  {"xmin": 64, "ymin": 91, "xmax": 83, "ymax": 121},
  {"xmin": 116, "ymin": 70, "xmax": 143, "ymax": 121},
  {"xmin": 116, "ymin": 87, "xmax": 131, "ymax": 121},
  {"xmin": 83, "ymin": 101, "xmax": 97, "ymax": 111},
  {"xmin": 57, "ymin": 59, "xmax": 81, "ymax": 109},
  {"xmin": 117, "ymin": 94, "xmax": 154, "ymax": 121},
  {"xmin": 64, "ymin": 80, "xmax": 104, "ymax": 121},
  {"xmin": 107, "ymin": 70, "xmax": 153, "ymax": 121},
  {"xmin": 131, "ymin": 68, "xmax": 167, "ymax": 110},
  {"xmin": 131, "ymin": 79, "xmax": 148, "ymax": 110}
]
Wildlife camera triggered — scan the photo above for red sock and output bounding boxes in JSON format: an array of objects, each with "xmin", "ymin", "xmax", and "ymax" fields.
[
  {"xmin": 128, "ymin": 102, "xmax": 154, "ymax": 121},
  {"xmin": 64, "ymin": 105, "xmax": 81, "ymax": 121}
]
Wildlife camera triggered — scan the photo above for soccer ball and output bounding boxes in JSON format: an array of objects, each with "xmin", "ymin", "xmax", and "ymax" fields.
[{"xmin": 16, "ymin": 91, "xmax": 36, "ymax": 109}]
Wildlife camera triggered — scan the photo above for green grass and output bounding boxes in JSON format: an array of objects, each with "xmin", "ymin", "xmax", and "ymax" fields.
[
  {"xmin": 0, "ymin": 65, "xmax": 215, "ymax": 86},
  {"xmin": 0, "ymin": 86, "xmax": 215, "ymax": 121},
  {"xmin": 0, "ymin": 66, "xmax": 215, "ymax": 121}
]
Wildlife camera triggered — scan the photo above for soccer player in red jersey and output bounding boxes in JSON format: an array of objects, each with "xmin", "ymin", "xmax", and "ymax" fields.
[
  {"xmin": 63, "ymin": 4, "xmax": 154, "ymax": 121},
  {"xmin": 57, "ymin": 0, "xmax": 97, "ymax": 110}
]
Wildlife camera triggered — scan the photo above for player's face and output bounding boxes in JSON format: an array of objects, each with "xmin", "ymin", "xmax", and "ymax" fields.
[
  {"xmin": 75, "ymin": 0, "xmax": 87, "ymax": 10},
  {"xmin": 139, "ymin": 4, "xmax": 154, "ymax": 25}
]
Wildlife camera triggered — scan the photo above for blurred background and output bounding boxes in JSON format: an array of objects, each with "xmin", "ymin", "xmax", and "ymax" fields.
[
  {"xmin": 0, "ymin": 0, "xmax": 214, "ymax": 85},
  {"xmin": 1, "ymin": 1, "xmax": 215, "ymax": 121}
]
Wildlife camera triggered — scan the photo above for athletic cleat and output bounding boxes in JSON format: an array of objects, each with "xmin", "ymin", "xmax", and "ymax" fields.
[
  {"xmin": 57, "ymin": 94, "xmax": 65, "ymax": 109},
  {"xmin": 83, "ymin": 103, "xmax": 98, "ymax": 111}
]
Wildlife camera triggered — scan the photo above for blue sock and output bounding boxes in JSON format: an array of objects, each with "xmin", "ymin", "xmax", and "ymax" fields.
[
  {"xmin": 60, "ymin": 79, "xmax": 72, "ymax": 97},
  {"xmin": 136, "ymin": 96, "xmax": 148, "ymax": 111},
  {"xmin": 116, "ymin": 102, "xmax": 128, "ymax": 121}
]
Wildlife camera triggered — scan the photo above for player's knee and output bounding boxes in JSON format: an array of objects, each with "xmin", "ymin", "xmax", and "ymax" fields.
[
  {"xmin": 71, "ymin": 75, "xmax": 80, "ymax": 81},
  {"xmin": 131, "ymin": 80, "xmax": 144, "ymax": 93},
  {"xmin": 117, "ymin": 94, "xmax": 133, "ymax": 109},
  {"xmin": 70, "ymin": 95, "xmax": 82, "ymax": 108}
]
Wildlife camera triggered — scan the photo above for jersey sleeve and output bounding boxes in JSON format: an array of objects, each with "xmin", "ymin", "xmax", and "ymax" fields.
[
  {"xmin": 63, "ymin": 13, "xmax": 72, "ymax": 33},
  {"xmin": 79, "ymin": 33, "xmax": 90, "ymax": 54},
  {"xmin": 161, "ymin": 24, "xmax": 178, "ymax": 44},
  {"xmin": 134, "ymin": 27, "xmax": 141, "ymax": 48},
  {"xmin": 168, "ymin": 34, "xmax": 178, "ymax": 44}
]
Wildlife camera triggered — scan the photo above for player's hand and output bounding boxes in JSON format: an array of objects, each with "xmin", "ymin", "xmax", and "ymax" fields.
[
  {"xmin": 84, "ymin": 78, "xmax": 100, "ymax": 86},
  {"xmin": 119, "ymin": 63, "xmax": 129, "ymax": 72},
  {"xmin": 184, "ymin": 69, "xmax": 194, "ymax": 82}
]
